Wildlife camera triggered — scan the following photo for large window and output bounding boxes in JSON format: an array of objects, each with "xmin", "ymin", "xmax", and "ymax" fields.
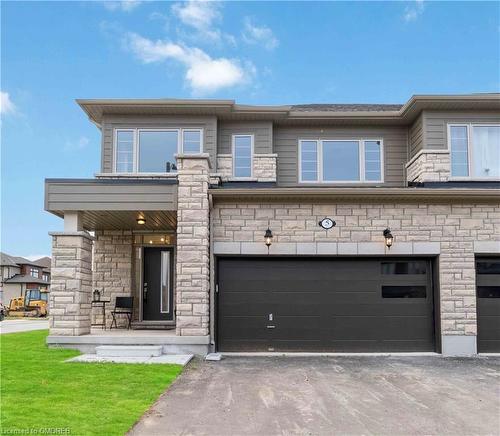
[
  {"xmin": 30, "ymin": 268, "xmax": 39, "ymax": 278},
  {"xmin": 138, "ymin": 130, "xmax": 178, "ymax": 173},
  {"xmin": 114, "ymin": 128, "xmax": 204, "ymax": 173},
  {"xmin": 233, "ymin": 135, "xmax": 253, "ymax": 178},
  {"xmin": 450, "ymin": 124, "xmax": 500, "ymax": 179},
  {"xmin": 299, "ymin": 139, "xmax": 383, "ymax": 183}
]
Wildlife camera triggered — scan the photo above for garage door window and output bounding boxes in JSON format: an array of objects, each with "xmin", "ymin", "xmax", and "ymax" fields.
[
  {"xmin": 477, "ymin": 261, "xmax": 500, "ymax": 274},
  {"xmin": 381, "ymin": 261, "xmax": 427, "ymax": 275},
  {"xmin": 382, "ymin": 286, "xmax": 427, "ymax": 298},
  {"xmin": 477, "ymin": 287, "xmax": 500, "ymax": 298}
]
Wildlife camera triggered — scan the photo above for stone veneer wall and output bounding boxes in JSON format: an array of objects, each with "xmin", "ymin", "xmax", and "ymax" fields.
[
  {"xmin": 406, "ymin": 150, "xmax": 451, "ymax": 182},
  {"xmin": 92, "ymin": 230, "xmax": 134, "ymax": 327},
  {"xmin": 212, "ymin": 202, "xmax": 500, "ymax": 338},
  {"xmin": 176, "ymin": 155, "xmax": 210, "ymax": 336},
  {"xmin": 49, "ymin": 232, "xmax": 93, "ymax": 335},
  {"xmin": 216, "ymin": 154, "xmax": 277, "ymax": 182}
]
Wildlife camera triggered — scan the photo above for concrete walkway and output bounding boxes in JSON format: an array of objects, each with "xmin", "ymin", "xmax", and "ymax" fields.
[
  {"xmin": 129, "ymin": 356, "xmax": 500, "ymax": 436},
  {"xmin": 0, "ymin": 319, "xmax": 49, "ymax": 334}
]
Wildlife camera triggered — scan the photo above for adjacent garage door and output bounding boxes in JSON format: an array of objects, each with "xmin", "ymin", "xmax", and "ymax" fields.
[
  {"xmin": 476, "ymin": 257, "xmax": 500, "ymax": 353},
  {"xmin": 217, "ymin": 257, "xmax": 436, "ymax": 352}
]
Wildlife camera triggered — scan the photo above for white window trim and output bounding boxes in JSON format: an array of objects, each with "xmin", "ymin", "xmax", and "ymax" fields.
[
  {"xmin": 181, "ymin": 129, "xmax": 203, "ymax": 154},
  {"xmin": 448, "ymin": 123, "xmax": 500, "ymax": 181},
  {"xmin": 113, "ymin": 128, "xmax": 204, "ymax": 174},
  {"xmin": 298, "ymin": 138, "xmax": 384, "ymax": 184},
  {"xmin": 232, "ymin": 134, "xmax": 254, "ymax": 179}
]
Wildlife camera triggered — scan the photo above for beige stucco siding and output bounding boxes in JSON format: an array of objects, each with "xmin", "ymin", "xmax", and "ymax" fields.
[
  {"xmin": 409, "ymin": 112, "xmax": 424, "ymax": 158},
  {"xmin": 274, "ymin": 125, "xmax": 408, "ymax": 187}
]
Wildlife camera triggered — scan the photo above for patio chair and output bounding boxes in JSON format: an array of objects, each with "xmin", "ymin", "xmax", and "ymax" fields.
[{"xmin": 110, "ymin": 296, "xmax": 134, "ymax": 330}]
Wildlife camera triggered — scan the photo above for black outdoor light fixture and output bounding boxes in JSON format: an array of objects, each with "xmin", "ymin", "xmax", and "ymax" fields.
[
  {"xmin": 136, "ymin": 216, "xmax": 146, "ymax": 225},
  {"xmin": 264, "ymin": 227, "xmax": 273, "ymax": 251},
  {"xmin": 383, "ymin": 228, "xmax": 394, "ymax": 249},
  {"xmin": 93, "ymin": 289, "xmax": 101, "ymax": 302}
]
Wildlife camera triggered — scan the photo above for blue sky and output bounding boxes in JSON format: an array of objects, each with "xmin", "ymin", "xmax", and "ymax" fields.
[{"xmin": 1, "ymin": 0, "xmax": 499, "ymax": 258}]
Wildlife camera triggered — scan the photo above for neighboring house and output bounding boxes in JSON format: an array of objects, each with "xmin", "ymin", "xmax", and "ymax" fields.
[
  {"xmin": 44, "ymin": 94, "xmax": 500, "ymax": 356},
  {"xmin": 0, "ymin": 252, "xmax": 51, "ymax": 305}
]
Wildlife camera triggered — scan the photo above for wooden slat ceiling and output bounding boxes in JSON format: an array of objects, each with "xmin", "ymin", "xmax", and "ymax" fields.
[{"xmin": 75, "ymin": 210, "xmax": 177, "ymax": 231}]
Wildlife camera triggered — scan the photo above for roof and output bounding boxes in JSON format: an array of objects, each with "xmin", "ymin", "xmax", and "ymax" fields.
[
  {"xmin": 208, "ymin": 186, "xmax": 500, "ymax": 203},
  {"xmin": 77, "ymin": 93, "xmax": 500, "ymax": 126},
  {"xmin": 0, "ymin": 252, "xmax": 51, "ymax": 268},
  {"xmin": 33, "ymin": 256, "xmax": 51, "ymax": 272},
  {"xmin": 290, "ymin": 104, "xmax": 403, "ymax": 112},
  {"xmin": 4, "ymin": 274, "xmax": 50, "ymax": 285},
  {"xmin": 0, "ymin": 252, "xmax": 19, "ymax": 267}
]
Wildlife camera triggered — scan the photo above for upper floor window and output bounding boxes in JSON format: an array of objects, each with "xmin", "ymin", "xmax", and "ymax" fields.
[
  {"xmin": 114, "ymin": 128, "xmax": 203, "ymax": 173},
  {"xmin": 233, "ymin": 135, "xmax": 253, "ymax": 178},
  {"xmin": 42, "ymin": 273, "xmax": 49, "ymax": 282},
  {"xmin": 299, "ymin": 139, "xmax": 383, "ymax": 183},
  {"xmin": 449, "ymin": 124, "xmax": 500, "ymax": 179},
  {"xmin": 30, "ymin": 268, "xmax": 39, "ymax": 278}
]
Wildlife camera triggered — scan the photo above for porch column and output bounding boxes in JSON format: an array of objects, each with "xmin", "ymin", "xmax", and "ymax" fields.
[
  {"xmin": 175, "ymin": 154, "xmax": 210, "ymax": 336},
  {"xmin": 49, "ymin": 230, "xmax": 94, "ymax": 335}
]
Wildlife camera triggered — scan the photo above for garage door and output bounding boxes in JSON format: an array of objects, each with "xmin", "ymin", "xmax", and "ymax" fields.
[
  {"xmin": 217, "ymin": 257, "xmax": 436, "ymax": 352},
  {"xmin": 476, "ymin": 257, "xmax": 500, "ymax": 353}
]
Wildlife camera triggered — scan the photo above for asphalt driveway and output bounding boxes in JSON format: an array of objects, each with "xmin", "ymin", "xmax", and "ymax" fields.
[{"xmin": 129, "ymin": 356, "xmax": 500, "ymax": 436}]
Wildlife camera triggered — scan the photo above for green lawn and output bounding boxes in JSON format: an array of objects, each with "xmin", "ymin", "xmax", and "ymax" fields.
[{"xmin": 0, "ymin": 330, "xmax": 183, "ymax": 435}]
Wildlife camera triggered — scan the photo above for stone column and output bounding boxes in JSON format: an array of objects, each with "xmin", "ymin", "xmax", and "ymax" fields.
[
  {"xmin": 175, "ymin": 154, "xmax": 211, "ymax": 336},
  {"xmin": 49, "ymin": 231, "xmax": 94, "ymax": 336}
]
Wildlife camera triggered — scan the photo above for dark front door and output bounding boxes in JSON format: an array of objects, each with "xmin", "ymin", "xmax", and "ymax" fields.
[
  {"xmin": 476, "ymin": 257, "xmax": 500, "ymax": 353},
  {"xmin": 217, "ymin": 257, "xmax": 436, "ymax": 352},
  {"xmin": 143, "ymin": 247, "xmax": 173, "ymax": 321}
]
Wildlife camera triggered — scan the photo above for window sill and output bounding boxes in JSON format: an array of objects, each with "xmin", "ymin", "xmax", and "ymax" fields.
[
  {"xmin": 449, "ymin": 177, "xmax": 500, "ymax": 182},
  {"xmin": 95, "ymin": 173, "xmax": 178, "ymax": 179}
]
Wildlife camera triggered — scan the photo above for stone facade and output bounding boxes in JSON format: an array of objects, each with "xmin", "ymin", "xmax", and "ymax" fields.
[
  {"xmin": 92, "ymin": 230, "xmax": 134, "ymax": 327},
  {"xmin": 175, "ymin": 154, "xmax": 211, "ymax": 336},
  {"xmin": 216, "ymin": 153, "xmax": 277, "ymax": 182},
  {"xmin": 406, "ymin": 150, "xmax": 451, "ymax": 182},
  {"xmin": 49, "ymin": 232, "xmax": 93, "ymax": 335},
  {"xmin": 212, "ymin": 201, "xmax": 500, "ymax": 339}
]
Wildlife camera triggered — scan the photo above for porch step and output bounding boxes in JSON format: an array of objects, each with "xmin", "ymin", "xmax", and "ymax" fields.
[
  {"xmin": 96, "ymin": 345, "xmax": 163, "ymax": 358},
  {"xmin": 131, "ymin": 322, "xmax": 176, "ymax": 330}
]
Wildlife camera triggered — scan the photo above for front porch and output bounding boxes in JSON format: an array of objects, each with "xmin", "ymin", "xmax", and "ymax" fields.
[
  {"xmin": 47, "ymin": 327, "xmax": 211, "ymax": 355},
  {"xmin": 44, "ymin": 155, "xmax": 212, "ymax": 355}
]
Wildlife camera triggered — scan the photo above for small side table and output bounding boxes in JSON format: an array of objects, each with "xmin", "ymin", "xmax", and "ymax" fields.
[{"xmin": 91, "ymin": 300, "xmax": 111, "ymax": 330}]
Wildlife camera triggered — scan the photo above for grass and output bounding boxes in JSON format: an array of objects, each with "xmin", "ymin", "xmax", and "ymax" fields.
[{"xmin": 0, "ymin": 330, "xmax": 183, "ymax": 435}]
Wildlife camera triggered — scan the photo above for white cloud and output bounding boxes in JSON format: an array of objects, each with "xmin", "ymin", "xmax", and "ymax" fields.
[
  {"xmin": 64, "ymin": 136, "xmax": 90, "ymax": 151},
  {"xmin": 0, "ymin": 91, "xmax": 16, "ymax": 115},
  {"xmin": 403, "ymin": 0, "xmax": 425, "ymax": 22},
  {"xmin": 242, "ymin": 18, "xmax": 279, "ymax": 51},
  {"xmin": 172, "ymin": 1, "xmax": 221, "ymax": 35},
  {"xmin": 124, "ymin": 32, "xmax": 254, "ymax": 94},
  {"xmin": 103, "ymin": 0, "xmax": 142, "ymax": 12}
]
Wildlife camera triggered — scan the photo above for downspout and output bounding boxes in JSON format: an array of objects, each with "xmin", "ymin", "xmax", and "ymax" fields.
[{"xmin": 208, "ymin": 193, "xmax": 215, "ymax": 351}]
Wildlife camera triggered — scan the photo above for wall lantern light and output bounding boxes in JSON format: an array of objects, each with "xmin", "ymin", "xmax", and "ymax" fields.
[
  {"xmin": 383, "ymin": 228, "xmax": 394, "ymax": 249},
  {"xmin": 137, "ymin": 217, "xmax": 146, "ymax": 225},
  {"xmin": 264, "ymin": 228, "xmax": 273, "ymax": 251}
]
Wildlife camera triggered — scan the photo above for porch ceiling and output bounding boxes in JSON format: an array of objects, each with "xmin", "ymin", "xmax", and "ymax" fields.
[{"xmin": 73, "ymin": 210, "xmax": 177, "ymax": 231}]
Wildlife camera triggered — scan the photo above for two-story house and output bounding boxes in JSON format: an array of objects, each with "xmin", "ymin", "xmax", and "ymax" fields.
[
  {"xmin": 0, "ymin": 252, "xmax": 51, "ymax": 305},
  {"xmin": 44, "ymin": 94, "xmax": 500, "ymax": 356}
]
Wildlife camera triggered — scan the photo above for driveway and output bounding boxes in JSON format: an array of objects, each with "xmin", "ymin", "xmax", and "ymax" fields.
[
  {"xmin": 0, "ymin": 318, "xmax": 49, "ymax": 334},
  {"xmin": 129, "ymin": 356, "xmax": 500, "ymax": 436}
]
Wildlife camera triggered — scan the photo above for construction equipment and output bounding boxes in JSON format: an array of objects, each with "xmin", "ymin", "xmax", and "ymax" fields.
[{"xmin": 7, "ymin": 289, "xmax": 49, "ymax": 317}]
